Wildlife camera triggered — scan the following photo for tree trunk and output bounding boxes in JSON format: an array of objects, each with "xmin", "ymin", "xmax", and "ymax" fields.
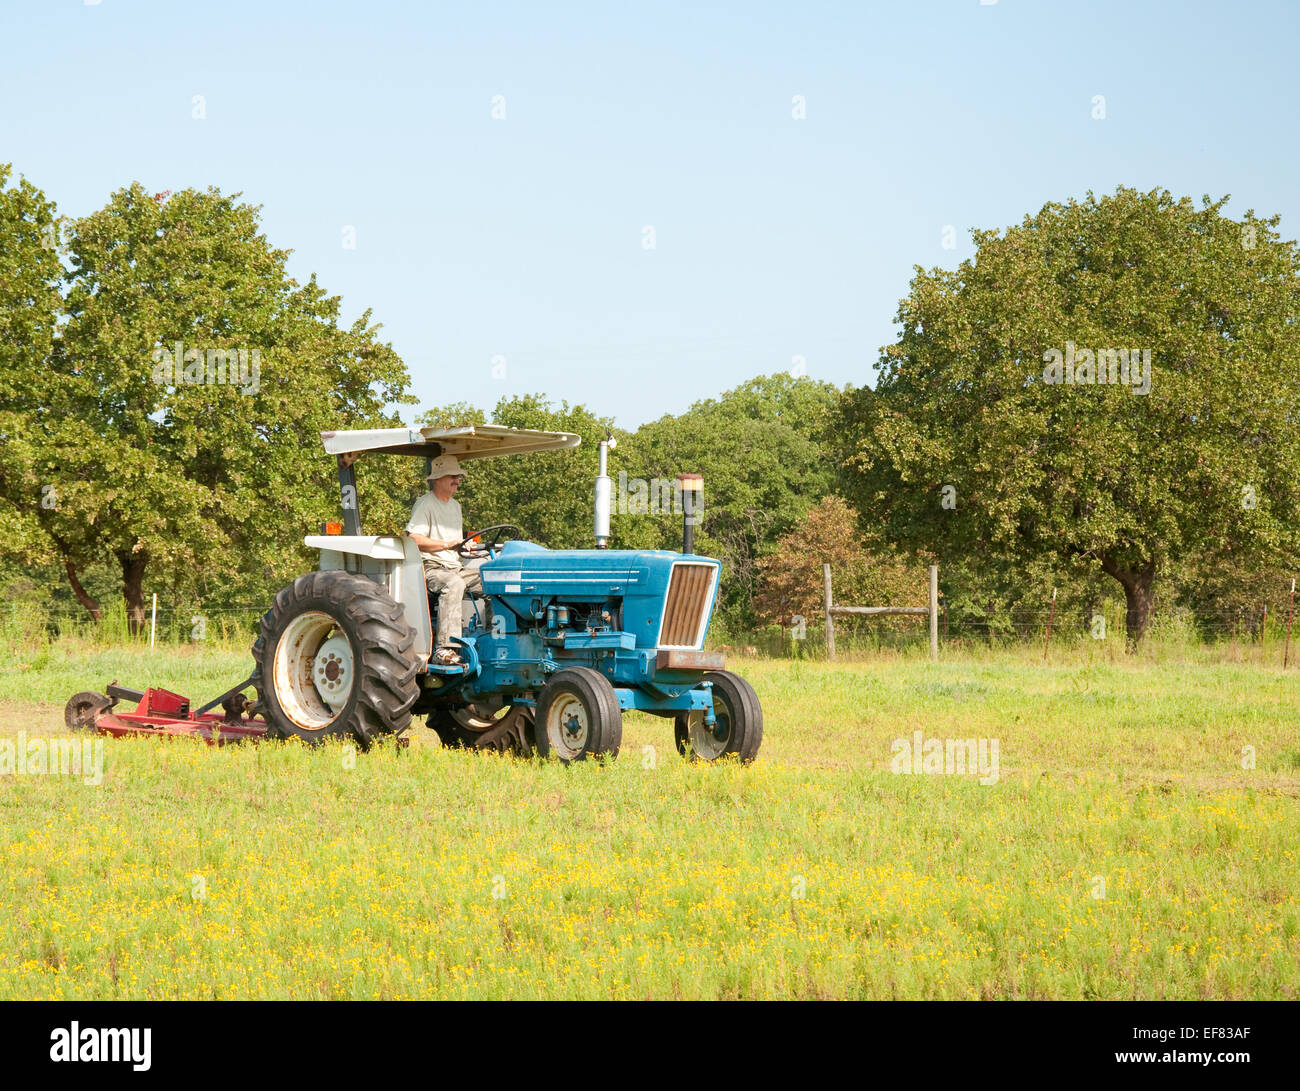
[
  {"xmin": 118, "ymin": 549, "xmax": 149, "ymax": 635},
  {"xmin": 63, "ymin": 560, "xmax": 102, "ymax": 621},
  {"xmin": 1100, "ymin": 555, "xmax": 1156, "ymax": 650}
]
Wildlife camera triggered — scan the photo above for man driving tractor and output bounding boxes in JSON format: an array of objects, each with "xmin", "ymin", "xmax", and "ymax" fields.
[{"xmin": 405, "ymin": 454, "xmax": 485, "ymax": 666}]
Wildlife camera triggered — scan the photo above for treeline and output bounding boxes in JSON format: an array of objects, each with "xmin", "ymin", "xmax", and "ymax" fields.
[{"xmin": 4, "ymin": 166, "xmax": 1300, "ymax": 648}]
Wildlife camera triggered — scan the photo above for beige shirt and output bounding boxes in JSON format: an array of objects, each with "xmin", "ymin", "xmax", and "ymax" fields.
[{"xmin": 406, "ymin": 492, "xmax": 463, "ymax": 570}]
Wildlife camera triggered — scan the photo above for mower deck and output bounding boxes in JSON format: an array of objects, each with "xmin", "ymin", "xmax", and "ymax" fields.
[{"xmin": 67, "ymin": 682, "xmax": 268, "ymax": 746}]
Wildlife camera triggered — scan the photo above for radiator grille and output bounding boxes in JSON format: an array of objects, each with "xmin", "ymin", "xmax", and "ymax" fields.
[{"xmin": 660, "ymin": 563, "xmax": 714, "ymax": 648}]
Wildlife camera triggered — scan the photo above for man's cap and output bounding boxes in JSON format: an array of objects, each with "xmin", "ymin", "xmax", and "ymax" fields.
[{"xmin": 426, "ymin": 454, "xmax": 465, "ymax": 482}]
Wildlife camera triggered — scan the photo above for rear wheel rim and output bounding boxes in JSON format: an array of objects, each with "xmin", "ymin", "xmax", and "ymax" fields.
[
  {"xmin": 452, "ymin": 703, "xmax": 513, "ymax": 733},
  {"xmin": 546, "ymin": 693, "xmax": 589, "ymax": 760},
  {"xmin": 273, "ymin": 611, "xmax": 355, "ymax": 730}
]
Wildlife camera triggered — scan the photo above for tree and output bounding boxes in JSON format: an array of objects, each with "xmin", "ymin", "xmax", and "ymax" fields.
[
  {"xmin": 0, "ymin": 166, "xmax": 67, "ymax": 603},
  {"xmin": 6, "ymin": 182, "xmax": 414, "ymax": 630},
  {"xmin": 755, "ymin": 495, "xmax": 927, "ymax": 643},
  {"xmin": 841, "ymin": 187, "xmax": 1300, "ymax": 647}
]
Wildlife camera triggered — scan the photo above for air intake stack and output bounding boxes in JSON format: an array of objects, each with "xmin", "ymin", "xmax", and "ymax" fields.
[{"xmin": 594, "ymin": 436, "xmax": 616, "ymax": 549}]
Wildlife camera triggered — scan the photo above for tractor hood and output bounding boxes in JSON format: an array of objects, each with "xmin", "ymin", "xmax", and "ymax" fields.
[
  {"xmin": 320, "ymin": 425, "xmax": 581, "ymax": 461},
  {"xmin": 481, "ymin": 541, "xmax": 720, "ymax": 651}
]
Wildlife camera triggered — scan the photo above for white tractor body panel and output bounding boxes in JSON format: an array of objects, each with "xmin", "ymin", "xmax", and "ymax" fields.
[{"xmin": 391, "ymin": 537, "xmax": 434, "ymax": 664}]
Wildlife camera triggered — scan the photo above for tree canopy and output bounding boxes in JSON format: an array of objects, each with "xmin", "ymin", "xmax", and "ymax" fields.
[
  {"xmin": 840, "ymin": 187, "xmax": 1300, "ymax": 646},
  {"xmin": 0, "ymin": 164, "xmax": 64, "ymax": 572},
  {"xmin": 7, "ymin": 169, "xmax": 1299, "ymax": 649},
  {"xmin": 622, "ymin": 374, "xmax": 842, "ymax": 623},
  {"xmin": 2, "ymin": 179, "xmax": 414, "ymax": 628}
]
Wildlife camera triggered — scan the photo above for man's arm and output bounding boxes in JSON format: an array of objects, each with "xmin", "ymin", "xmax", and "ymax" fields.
[{"xmin": 407, "ymin": 531, "xmax": 462, "ymax": 553}]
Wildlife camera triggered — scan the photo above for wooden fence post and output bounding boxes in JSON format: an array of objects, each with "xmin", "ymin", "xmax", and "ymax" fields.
[
  {"xmin": 823, "ymin": 563, "xmax": 836, "ymax": 661},
  {"xmin": 929, "ymin": 564, "xmax": 938, "ymax": 662}
]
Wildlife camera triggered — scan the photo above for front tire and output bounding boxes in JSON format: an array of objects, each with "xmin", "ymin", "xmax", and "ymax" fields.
[
  {"xmin": 251, "ymin": 571, "xmax": 419, "ymax": 748},
  {"xmin": 534, "ymin": 667, "xmax": 622, "ymax": 762},
  {"xmin": 673, "ymin": 670, "xmax": 762, "ymax": 763}
]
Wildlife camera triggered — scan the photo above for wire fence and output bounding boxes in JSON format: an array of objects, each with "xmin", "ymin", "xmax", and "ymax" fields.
[
  {"xmin": 748, "ymin": 596, "xmax": 1298, "ymax": 657},
  {"xmin": 3, "ymin": 594, "xmax": 1295, "ymax": 652},
  {"xmin": 0, "ymin": 599, "xmax": 269, "ymax": 649}
]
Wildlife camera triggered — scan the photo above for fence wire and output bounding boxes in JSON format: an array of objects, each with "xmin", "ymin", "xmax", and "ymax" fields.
[{"xmin": 3, "ymin": 599, "xmax": 1293, "ymax": 645}]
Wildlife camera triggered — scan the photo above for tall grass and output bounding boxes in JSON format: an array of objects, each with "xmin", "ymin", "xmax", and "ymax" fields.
[
  {"xmin": 1, "ymin": 653, "xmax": 1297, "ymax": 999},
  {"xmin": 0, "ymin": 602, "xmax": 259, "ymax": 705}
]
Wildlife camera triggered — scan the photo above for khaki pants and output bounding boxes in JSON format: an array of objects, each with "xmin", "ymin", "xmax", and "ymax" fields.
[{"xmin": 425, "ymin": 562, "xmax": 483, "ymax": 651}]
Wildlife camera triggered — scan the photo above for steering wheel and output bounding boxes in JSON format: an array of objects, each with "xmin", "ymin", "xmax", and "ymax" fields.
[{"xmin": 458, "ymin": 524, "xmax": 523, "ymax": 558}]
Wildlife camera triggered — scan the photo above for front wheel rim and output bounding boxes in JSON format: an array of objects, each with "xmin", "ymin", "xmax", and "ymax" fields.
[
  {"xmin": 546, "ymin": 693, "xmax": 589, "ymax": 759},
  {"xmin": 687, "ymin": 704, "xmax": 731, "ymax": 760}
]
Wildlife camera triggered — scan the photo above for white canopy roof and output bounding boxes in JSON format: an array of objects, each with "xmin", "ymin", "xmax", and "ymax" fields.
[{"xmin": 320, "ymin": 424, "xmax": 581, "ymax": 461}]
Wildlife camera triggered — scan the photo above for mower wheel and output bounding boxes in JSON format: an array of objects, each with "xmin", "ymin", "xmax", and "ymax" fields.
[
  {"xmin": 64, "ymin": 691, "xmax": 110, "ymax": 734},
  {"xmin": 252, "ymin": 570, "xmax": 419, "ymax": 749},
  {"xmin": 534, "ymin": 667, "xmax": 622, "ymax": 762},
  {"xmin": 673, "ymin": 670, "xmax": 762, "ymax": 763}
]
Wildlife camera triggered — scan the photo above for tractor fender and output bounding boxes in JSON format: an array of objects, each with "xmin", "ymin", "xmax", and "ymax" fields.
[{"xmin": 303, "ymin": 535, "xmax": 407, "ymax": 560}]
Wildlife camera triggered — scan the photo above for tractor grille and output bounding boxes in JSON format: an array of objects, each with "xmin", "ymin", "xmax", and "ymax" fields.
[{"xmin": 660, "ymin": 563, "xmax": 714, "ymax": 648}]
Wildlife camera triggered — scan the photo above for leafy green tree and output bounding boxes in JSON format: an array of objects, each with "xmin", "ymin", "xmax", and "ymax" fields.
[
  {"xmin": 0, "ymin": 166, "xmax": 66, "ymax": 603},
  {"xmin": 416, "ymin": 401, "xmax": 486, "ymax": 432},
  {"xmin": 1163, "ymin": 548, "xmax": 1293, "ymax": 640},
  {"xmin": 755, "ymin": 495, "xmax": 928, "ymax": 644},
  {"xmin": 7, "ymin": 182, "xmax": 413, "ymax": 630},
  {"xmin": 842, "ymin": 187, "xmax": 1300, "ymax": 647}
]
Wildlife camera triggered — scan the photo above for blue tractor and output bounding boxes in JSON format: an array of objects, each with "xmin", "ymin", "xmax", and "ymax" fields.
[{"xmin": 249, "ymin": 425, "xmax": 763, "ymax": 762}]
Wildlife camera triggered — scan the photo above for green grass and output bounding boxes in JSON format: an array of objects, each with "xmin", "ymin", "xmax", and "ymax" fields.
[
  {"xmin": 0, "ymin": 636, "xmax": 257, "ymax": 705},
  {"xmin": 1, "ymin": 639, "xmax": 1297, "ymax": 999}
]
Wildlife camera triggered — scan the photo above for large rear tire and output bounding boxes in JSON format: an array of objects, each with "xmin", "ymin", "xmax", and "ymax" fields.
[
  {"xmin": 534, "ymin": 667, "xmax": 622, "ymax": 762},
  {"xmin": 673, "ymin": 670, "xmax": 762, "ymax": 763},
  {"xmin": 428, "ymin": 703, "xmax": 535, "ymax": 754},
  {"xmin": 251, "ymin": 571, "xmax": 419, "ymax": 749}
]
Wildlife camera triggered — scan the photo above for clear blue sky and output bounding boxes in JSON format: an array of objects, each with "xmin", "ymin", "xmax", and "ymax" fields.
[{"xmin": 3, "ymin": 0, "xmax": 1297, "ymax": 428}]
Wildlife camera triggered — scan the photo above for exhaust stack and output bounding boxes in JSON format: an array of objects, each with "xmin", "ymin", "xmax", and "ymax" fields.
[
  {"xmin": 594, "ymin": 437, "xmax": 615, "ymax": 548},
  {"xmin": 677, "ymin": 473, "xmax": 702, "ymax": 554}
]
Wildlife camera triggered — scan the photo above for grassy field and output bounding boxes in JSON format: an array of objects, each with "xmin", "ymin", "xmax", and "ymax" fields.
[{"xmin": 1, "ymin": 637, "xmax": 1298, "ymax": 999}]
